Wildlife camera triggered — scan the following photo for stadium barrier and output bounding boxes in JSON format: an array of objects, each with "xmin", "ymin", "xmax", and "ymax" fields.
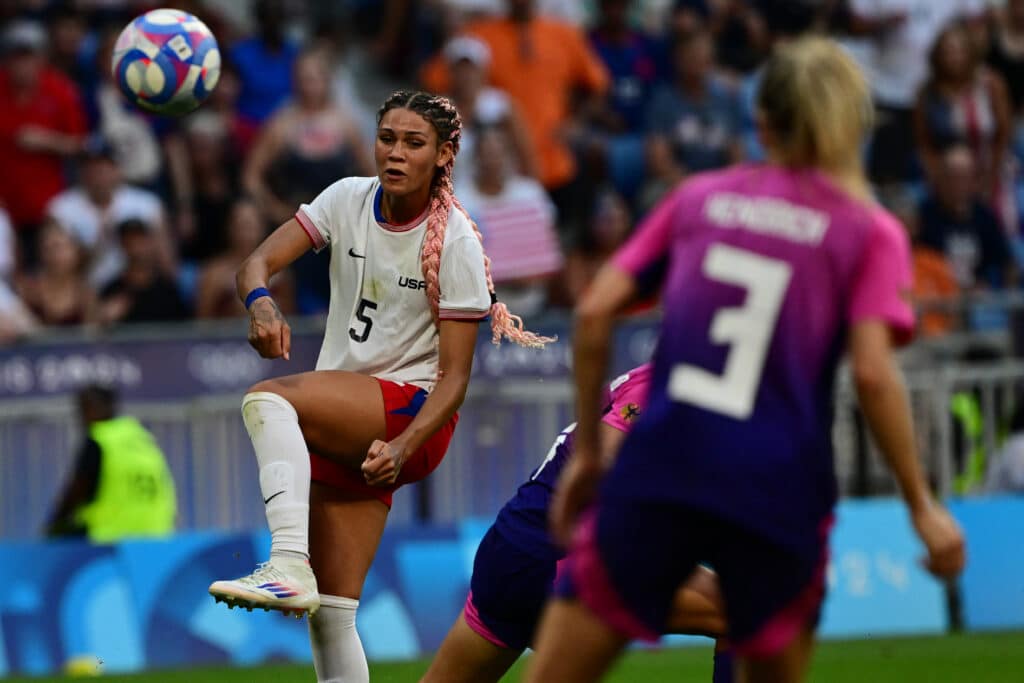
[
  {"xmin": 0, "ymin": 496, "xmax": 1018, "ymax": 677},
  {"xmin": 2, "ymin": 317, "xmax": 1024, "ymax": 538}
]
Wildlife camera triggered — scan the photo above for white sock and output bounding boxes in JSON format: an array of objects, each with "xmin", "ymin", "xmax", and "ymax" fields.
[
  {"xmin": 242, "ymin": 391, "xmax": 310, "ymax": 559},
  {"xmin": 309, "ymin": 594, "xmax": 369, "ymax": 683}
]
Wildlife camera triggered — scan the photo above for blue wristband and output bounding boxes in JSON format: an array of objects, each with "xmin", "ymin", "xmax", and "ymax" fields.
[{"xmin": 244, "ymin": 287, "xmax": 272, "ymax": 310}]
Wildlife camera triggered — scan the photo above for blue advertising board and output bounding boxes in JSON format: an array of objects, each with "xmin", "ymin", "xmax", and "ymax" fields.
[
  {"xmin": 0, "ymin": 496, "xmax": 998, "ymax": 678},
  {"xmin": 818, "ymin": 499, "xmax": 949, "ymax": 638},
  {"xmin": 950, "ymin": 496, "xmax": 1024, "ymax": 632}
]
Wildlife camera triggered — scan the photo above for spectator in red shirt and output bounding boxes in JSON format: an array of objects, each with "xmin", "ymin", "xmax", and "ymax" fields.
[{"xmin": 0, "ymin": 21, "xmax": 87, "ymax": 268}]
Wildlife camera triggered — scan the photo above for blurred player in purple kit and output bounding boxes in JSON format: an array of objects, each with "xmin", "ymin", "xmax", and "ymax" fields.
[
  {"xmin": 421, "ymin": 364, "xmax": 730, "ymax": 683},
  {"xmin": 526, "ymin": 37, "xmax": 966, "ymax": 683}
]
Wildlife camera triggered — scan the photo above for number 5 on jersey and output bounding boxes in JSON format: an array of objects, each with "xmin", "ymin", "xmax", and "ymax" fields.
[
  {"xmin": 669, "ymin": 244, "xmax": 792, "ymax": 420},
  {"xmin": 349, "ymin": 298, "xmax": 377, "ymax": 343}
]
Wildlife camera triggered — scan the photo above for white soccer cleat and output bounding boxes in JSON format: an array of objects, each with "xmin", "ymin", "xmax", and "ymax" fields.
[{"xmin": 208, "ymin": 557, "xmax": 319, "ymax": 618}]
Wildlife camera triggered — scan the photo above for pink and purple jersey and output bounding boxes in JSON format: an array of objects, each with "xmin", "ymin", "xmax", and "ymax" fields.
[
  {"xmin": 607, "ymin": 164, "xmax": 914, "ymax": 554},
  {"xmin": 493, "ymin": 365, "xmax": 653, "ymax": 559}
]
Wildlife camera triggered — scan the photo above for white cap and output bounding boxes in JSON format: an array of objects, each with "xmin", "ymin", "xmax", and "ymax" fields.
[
  {"xmin": 3, "ymin": 20, "xmax": 47, "ymax": 54},
  {"xmin": 443, "ymin": 36, "xmax": 491, "ymax": 68}
]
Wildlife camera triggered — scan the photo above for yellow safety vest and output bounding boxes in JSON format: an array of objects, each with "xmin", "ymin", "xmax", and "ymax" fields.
[
  {"xmin": 75, "ymin": 416, "xmax": 177, "ymax": 544},
  {"xmin": 952, "ymin": 393, "xmax": 987, "ymax": 495}
]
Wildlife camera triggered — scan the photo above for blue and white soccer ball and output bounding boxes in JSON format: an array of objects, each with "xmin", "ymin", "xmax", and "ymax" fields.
[{"xmin": 111, "ymin": 8, "xmax": 220, "ymax": 116}]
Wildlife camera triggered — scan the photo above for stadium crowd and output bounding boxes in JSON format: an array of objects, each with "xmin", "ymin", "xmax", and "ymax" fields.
[{"xmin": 0, "ymin": 0, "xmax": 1023, "ymax": 343}]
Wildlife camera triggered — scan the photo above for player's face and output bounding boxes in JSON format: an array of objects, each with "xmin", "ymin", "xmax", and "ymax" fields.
[{"xmin": 375, "ymin": 108, "xmax": 453, "ymax": 200}]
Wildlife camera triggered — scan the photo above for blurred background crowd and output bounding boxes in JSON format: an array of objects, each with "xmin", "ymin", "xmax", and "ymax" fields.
[{"xmin": 1, "ymin": 0, "xmax": 1024, "ymax": 343}]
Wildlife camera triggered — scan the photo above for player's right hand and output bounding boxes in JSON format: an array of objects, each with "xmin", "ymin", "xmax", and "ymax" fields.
[
  {"xmin": 911, "ymin": 501, "xmax": 966, "ymax": 580},
  {"xmin": 549, "ymin": 454, "xmax": 605, "ymax": 549},
  {"xmin": 247, "ymin": 297, "xmax": 291, "ymax": 360}
]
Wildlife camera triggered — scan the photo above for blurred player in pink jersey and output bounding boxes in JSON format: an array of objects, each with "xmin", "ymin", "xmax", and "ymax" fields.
[
  {"xmin": 207, "ymin": 91, "xmax": 551, "ymax": 683},
  {"xmin": 526, "ymin": 37, "xmax": 966, "ymax": 683},
  {"xmin": 422, "ymin": 365, "xmax": 731, "ymax": 683}
]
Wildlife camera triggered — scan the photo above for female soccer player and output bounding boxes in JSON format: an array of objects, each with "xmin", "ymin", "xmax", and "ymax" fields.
[
  {"xmin": 526, "ymin": 37, "xmax": 966, "ymax": 683},
  {"xmin": 207, "ymin": 90, "xmax": 550, "ymax": 683},
  {"xmin": 422, "ymin": 364, "xmax": 730, "ymax": 683}
]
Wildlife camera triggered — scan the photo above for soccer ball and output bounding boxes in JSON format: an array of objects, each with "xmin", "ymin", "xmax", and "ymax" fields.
[{"xmin": 111, "ymin": 8, "xmax": 220, "ymax": 116}]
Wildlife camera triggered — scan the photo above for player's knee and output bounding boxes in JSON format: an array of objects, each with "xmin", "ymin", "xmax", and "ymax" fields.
[
  {"xmin": 241, "ymin": 386, "xmax": 299, "ymax": 427},
  {"xmin": 248, "ymin": 378, "xmax": 284, "ymax": 396}
]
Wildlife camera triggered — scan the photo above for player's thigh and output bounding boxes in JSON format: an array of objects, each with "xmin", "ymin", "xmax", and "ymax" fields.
[
  {"xmin": 524, "ymin": 599, "xmax": 628, "ymax": 683},
  {"xmin": 308, "ymin": 481, "xmax": 389, "ymax": 599},
  {"xmin": 668, "ymin": 565, "xmax": 725, "ymax": 637},
  {"xmin": 251, "ymin": 371, "xmax": 386, "ymax": 463},
  {"xmin": 420, "ymin": 612, "xmax": 522, "ymax": 683}
]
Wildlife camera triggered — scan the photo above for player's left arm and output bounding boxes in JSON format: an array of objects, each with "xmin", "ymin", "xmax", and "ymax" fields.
[
  {"xmin": 363, "ymin": 320, "xmax": 478, "ymax": 486},
  {"xmin": 598, "ymin": 422, "xmax": 627, "ymax": 468}
]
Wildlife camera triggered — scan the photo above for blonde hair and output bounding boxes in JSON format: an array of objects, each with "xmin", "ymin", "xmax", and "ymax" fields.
[
  {"xmin": 377, "ymin": 91, "xmax": 554, "ymax": 348},
  {"xmin": 757, "ymin": 37, "xmax": 874, "ymax": 193}
]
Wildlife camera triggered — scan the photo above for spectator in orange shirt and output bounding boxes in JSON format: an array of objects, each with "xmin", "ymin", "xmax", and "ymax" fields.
[
  {"xmin": 913, "ymin": 244, "xmax": 961, "ymax": 337},
  {"xmin": 422, "ymin": 0, "xmax": 611, "ymax": 237},
  {"xmin": 882, "ymin": 186, "xmax": 960, "ymax": 337}
]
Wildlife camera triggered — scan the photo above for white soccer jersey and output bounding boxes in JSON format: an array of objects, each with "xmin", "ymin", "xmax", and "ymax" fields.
[{"xmin": 296, "ymin": 176, "xmax": 491, "ymax": 391}]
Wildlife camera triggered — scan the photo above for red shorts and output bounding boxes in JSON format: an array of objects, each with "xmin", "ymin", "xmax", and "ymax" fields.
[{"xmin": 309, "ymin": 378, "xmax": 457, "ymax": 506}]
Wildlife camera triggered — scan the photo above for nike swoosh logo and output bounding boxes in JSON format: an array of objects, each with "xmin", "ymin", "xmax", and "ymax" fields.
[
  {"xmin": 263, "ymin": 491, "xmax": 285, "ymax": 505},
  {"xmin": 348, "ymin": 248, "xmax": 366, "ymax": 259}
]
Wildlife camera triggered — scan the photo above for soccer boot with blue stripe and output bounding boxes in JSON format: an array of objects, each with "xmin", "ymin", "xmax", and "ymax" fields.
[{"xmin": 208, "ymin": 556, "xmax": 319, "ymax": 617}]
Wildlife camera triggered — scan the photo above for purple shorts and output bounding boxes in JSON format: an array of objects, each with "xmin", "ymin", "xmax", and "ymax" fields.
[
  {"xmin": 556, "ymin": 500, "xmax": 831, "ymax": 657},
  {"xmin": 463, "ymin": 525, "xmax": 563, "ymax": 651}
]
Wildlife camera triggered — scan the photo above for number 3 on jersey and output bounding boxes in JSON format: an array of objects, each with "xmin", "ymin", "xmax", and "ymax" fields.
[
  {"xmin": 349, "ymin": 298, "xmax": 377, "ymax": 343},
  {"xmin": 669, "ymin": 244, "xmax": 792, "ymax": 420}
]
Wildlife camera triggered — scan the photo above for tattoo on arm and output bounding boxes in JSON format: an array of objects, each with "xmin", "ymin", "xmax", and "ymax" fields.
[{"xmin": 248, "ymin": 298, "xmax": 285, "ymax": 336}]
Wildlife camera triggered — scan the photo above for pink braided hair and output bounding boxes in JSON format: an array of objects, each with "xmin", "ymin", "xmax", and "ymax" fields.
[{"xmin": 382, "ymin": 90, "xmax": 554, "ymax": 348}]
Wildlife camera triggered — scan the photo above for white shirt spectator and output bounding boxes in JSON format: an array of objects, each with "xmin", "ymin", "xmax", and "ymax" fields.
[
  {"xmin": 95, "ymin": 84, "xmax": 163, "ymax": 186},
  {"xmin": 458, "ymin": 174, "xmax": 562, "ymax": 317},
  {"xmin": 457, "ymin": 175, "xmax": 563, "ymax": 283},
  {"xmin": 47, "ymin": 185, "xmax": 163, "ymax": 287},
  {"xmin": 847, "ymin": 0, "xmax": 987, "ymax": 108},
  {"xmin": 986, "ymin": 433, "xmax": 1024, "ymax": 493}
]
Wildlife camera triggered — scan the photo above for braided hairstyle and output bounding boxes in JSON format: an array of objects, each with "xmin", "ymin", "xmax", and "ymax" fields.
[{"xmin": 377, "ymin": 90, "xmax": 554, "ymax": 348}]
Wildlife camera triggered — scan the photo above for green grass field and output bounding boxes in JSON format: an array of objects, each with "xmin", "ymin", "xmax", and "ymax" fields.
[{"xmin": 10, "ymin": 631, "xmax": 1024, "ymax": 683}]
